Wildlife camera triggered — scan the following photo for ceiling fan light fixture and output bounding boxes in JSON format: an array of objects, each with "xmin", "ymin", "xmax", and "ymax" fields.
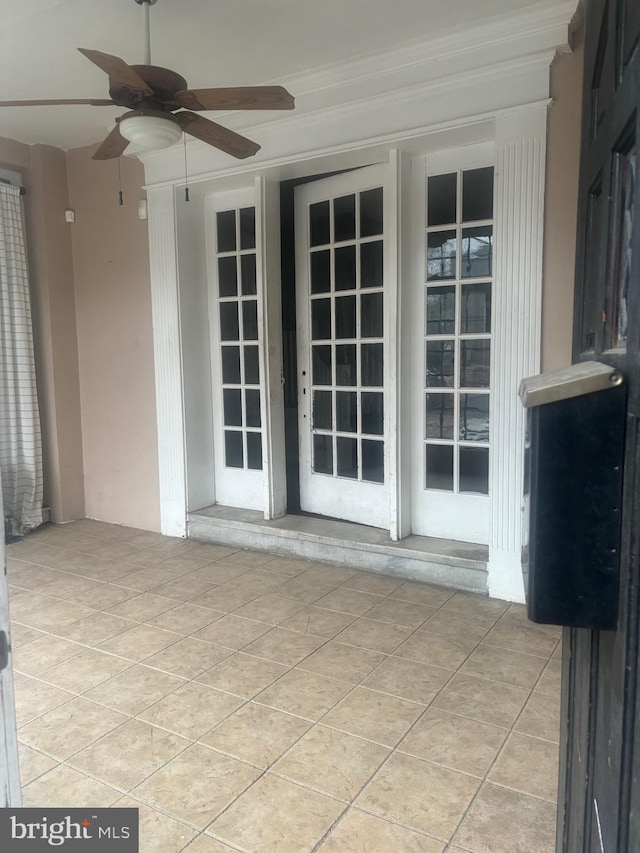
[{"xmin": 119, "ymin": 114, "xmax": 182, "ymax": 152}]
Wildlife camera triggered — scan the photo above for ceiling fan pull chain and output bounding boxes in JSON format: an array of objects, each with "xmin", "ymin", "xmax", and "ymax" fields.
[
  {"xmin": 183, "ymin": 134, "xmax": 190, "ymax": 202},
  {"xmin": 117, "ymin": 156, "xmax": 124, "ymax": 206}
]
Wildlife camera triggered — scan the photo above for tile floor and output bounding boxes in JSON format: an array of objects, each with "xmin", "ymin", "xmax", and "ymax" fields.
[{"xmin": 7, "ymin": 520, "xmax": 562, "ymax": 853}]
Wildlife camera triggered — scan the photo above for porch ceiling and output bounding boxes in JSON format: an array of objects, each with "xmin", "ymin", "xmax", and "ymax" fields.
[{"xmin": 1, "ymin": 0, "xmax": 575, "ymax": 151}]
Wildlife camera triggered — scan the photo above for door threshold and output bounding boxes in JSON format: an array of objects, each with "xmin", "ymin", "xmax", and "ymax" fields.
[{"xmin": 188, "ymin": 505, "xmax": 488, "ymax": 593}]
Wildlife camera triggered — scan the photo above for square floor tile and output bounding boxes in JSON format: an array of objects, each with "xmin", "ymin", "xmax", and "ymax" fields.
[
  {"xmin": 459, "ymin": 644, "xmax": 546, "ymax": 689},
  {"xmin": 8, "ymin": 623, "xmax": 46, "ymax": 648},
  {"xmin": 255, "ymin": 556, "xmax": 313, "ymax": 577},
  {"xmin": 54, "ymin": 612, "xmax": 136, "ymax": 646},
  {"xmin": 273, "ymin": 577, "xmax": 338, "ymax": 604},
  {"xmin": 183, "ymin": 836, "xmax": 236, "ymax": 852},
  {"xmin": 241, "ymin": 626, "xmax": 326, "ymax": 666},
  {"xmin": 66, "ymin": 583, "xmax": 136, "ymax": 611},
  {"xmin": 19, "ymin": 697, "xmax": 128, "ymax": 760},
  {"xmin": 358, "ymin": 751, "xmax": 479, "ymax": 840},
  {"xmin": 274, "ymin": 724, "xmax": 389, "ymax": 802},
  {"xmin": 256, "ymin": 669, "xmax": 351, "ymax": 721},
  {"xmin": 482, "ymin": 612, "xmax": 560, "ymax": 658},
  {"xmin": 441, "ymin": 591, "xmax": 509, "ymax": 619},
  {"xmin": 196, "ymin": 652, "xmax": 288, "ymax": 698},
  {"xmin": 394, "ymin": 631, "xmax": 476, "ymax": 670},
  {"xmin": 233, "ymin": 593, "xmax": 306, "ymax": 624},
  {"xmin": 189, "ymin": 564, "xmax": 252, "ymax": 586},
  {"xmin": 192, "ymin": 583, "xmax": 260, "ymax": 613},
  {"xmin": 98, "ymin": 625, "xmax": 180, "ymax": 662},
  {"xmin": 222, "ymin": 549, "xmax": 275, "ymax": 569},
  {"xmin": 341, "ymin": 573, "xmax": 404, "ymax": 596},
  {"xmin": 191, "ymin": 614, "xmax": 272, "ymax": 649},
  {"xmin": 116, "ymin": 796, "xmax": 197, "ymax": 853},
  {"xmin": 365, "ymin": 599, "xmax": 436, "ymax": 629},
  {"xmin": 14, "ymin": 678, "xmax": 74, "ymax": 728},
  {"xmin": 362, "ymin": 656, "xmax": 451, "ymax": 704},
  {"xmin": 390, "ymin": 582, "xmax": 455, "ymax": 608},
  {"xmin": 10, "ymin": 593, "xmax": 64, "ymax": 621},
  {"xmin": 431, "ymin": 675, "xmax": 529, "ymax": 729},
  {"xmin": 148, "ymin": 577, "xmax": 218, "ymax": 602},
  {"xmin": 334, "ymin": 617, "xmax": 413, "ymax": 654},
  {"xmin": 398, "ymin": 708, "xmax": 508, "ymax": 777},
  {"xmin": 452, "ymin": 782, "xmax": 557, "ymax": 853},
  {"xmin": 115, "ymin": 567, "xmax": 178, "ymax": 592},
  {"xmin": 39, "ymin": 648, "xmax": 132, "ymax": 694},
  {"xmin": 535, "ymin": 659, "xmax": 562, "ymax": 699},
  {"xmin": 421, "ymin": 610, "xmax": 495, "ymax": 643},
  {"xmin": 322, "ymin": 687, "xmax": 425, "ymax": 747},
  {"xmin": 18, "ymin": 601, "xmax": 97, "ymax": 632},
  {"xmin": 297, "ymin": 641, "xmax": 384, "ymax": 684},
  {"xmin": 143, "ymin": 637, "xmax": 230, "ymax": 679},
  {"xmin": 84, "ymin": 665, "xmax": 184, "ymax": 716},
  {"xmin": 314, "ymin": 588, "xmax": 382, "ymax": 616},
  {"xmin": 281, "ymin": 606, "xmax": 355, "ymax": 638},
  {"xmin": 208, "ymin": 773, "xmax": 344, "ymax": 851},
  {"xmin": 106, "ymin": 593, "xmax": 176, "ymax": 622},
  {"xmin": 304, "ymin": 565, "xmax": 358, "ymax": 585},
  {"xmin": 200, "ymin": 702, "xmax": 311, "ymax": 768},
  {"xmin": 319, "ymin": 808, "xmax": 444, "ymax": 852},
  {"xmin": 69, "ymin": 718, "xmax": 189, "ymax": 790},
  {"xmin": 22, "ymin": 764, "xmax": 122, "ymax": 807},
  {"xmin": 488, "ymin": 732, "xmax": 559, "ymax": 802},
  {"xmin": 138, "ymin": 682, "xmax": 242, "ymax": 739},
  {"xmin": 132, "ymin": 744, "xmax": 260, "ymax": 829}
]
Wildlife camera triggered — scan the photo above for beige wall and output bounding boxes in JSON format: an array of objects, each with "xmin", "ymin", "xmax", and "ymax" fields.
[
  {"xmin": 0, "ymin": 136, "xmax": 85, "ymax": 522},
  {"xmin": 541, "ymin": 33, "xmax": 584, "ymax": 371},
  {"xmin": 66, "ymin": 146, "xmax": 160, "ymax": 531}
]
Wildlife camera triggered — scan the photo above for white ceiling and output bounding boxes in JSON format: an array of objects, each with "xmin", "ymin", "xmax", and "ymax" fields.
[{"xmin": 1, "ymin": 0, "xmax": 570, "ymax": 151}]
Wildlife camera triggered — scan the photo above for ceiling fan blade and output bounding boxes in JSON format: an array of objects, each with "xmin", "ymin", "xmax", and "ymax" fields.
[
  {"xmin": 174, "ymin": 86, "xmax": 294, "ymax": 112},
  {"xmin": 92, "ymin": 124, "xmax": 129, "ymax": 160},
  {"xmin": 175, "ymin": 112, "xmax": 260, "ymax": 159},
  {"xmin": 0, "ymin": 98, "xmax": 116, "ymax": 107},
  {"xmin": 78, "ymin": 48, "xmax": 153, "ymax": 97}
]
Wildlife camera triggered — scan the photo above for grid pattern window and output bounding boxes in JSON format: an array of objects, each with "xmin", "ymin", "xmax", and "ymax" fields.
[
  {"xmin": 308, "ymin": 187, "xmax": 385, "ymax": 484},
  {"xmin": 424, "ymin": 166, "xmax": 493, "ymax": 494},
  {"xmin": 216, "ymin": 206, "xmax": 263, "ymax": 470}
]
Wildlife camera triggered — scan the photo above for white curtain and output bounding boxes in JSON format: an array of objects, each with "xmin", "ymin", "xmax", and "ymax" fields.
[{"xmin": 0, "ymin": 184, "xmax": 43, "ymax": 536}]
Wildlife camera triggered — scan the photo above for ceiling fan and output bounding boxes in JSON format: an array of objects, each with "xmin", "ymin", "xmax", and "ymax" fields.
[{"xmin": 0, "ymin": 0, "xmax": 294, "ymax": 160}]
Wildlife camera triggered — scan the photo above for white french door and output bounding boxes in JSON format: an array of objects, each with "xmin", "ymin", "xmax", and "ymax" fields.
[{"xmin": 295, "ymin": 165, "xmax": 392, "ymax": 529}]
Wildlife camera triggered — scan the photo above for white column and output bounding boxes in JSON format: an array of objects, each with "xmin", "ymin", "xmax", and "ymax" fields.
[
  {"xmin": 147, "ymin": 185, "xmax": 187, "ymax": 537},
  {"xmin": 489, "ymin": 106, "xmax": 547, "ymax": 601}
]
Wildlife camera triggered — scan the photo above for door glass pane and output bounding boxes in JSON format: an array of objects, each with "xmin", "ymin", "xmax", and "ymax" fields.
[
  {"xmin": 218, "ymin": 256, "xmax": 237, "ymax": 297},
  {"xmin": 246, "ymin": 432, "xmax": 263, "ymax": 470},
  {"xmin": 336, "ymin": 295, "xmax": 356, "ymax": 338},
  {"xmin": 225, "ymin": 431, "xmax": 243, "ymax": 468},
  {"xmin": 336, "ymin": 391, "xmax": 357, "ymax": 433},
  {"xmin": 221, "ymin": 346, "xmax": 241, "ymax": 384},
  {"xmin": 335, "ymin": 344, "xmax": 357, "ymax": 386},
  {"xmin": 425, "ymin": 444, "xmax": 453, "ymax": 491},
  {"xmin": 312, "ymin": 345, "xmax": 332, "ymax": 385},
  {"xmin": 361, "ymin": 392, "xmax": 384, "ymax": 435},
  {"xmin": 313, "ymin": 390, "xmax": 332, "ymax": 430},
  {"xmin": 242, "ymin": 300, "xmax": 259, "ymax": 340},
  {"xmin": 425, "ymin": 393, "xmax": 454, "ymax": 439},
  {"xmin": 361, "ymin": 343, "xmax": 383, "ymax": 387},
  {"xmin": 311, "ymin": 250, "xmax": 331, "ymax": 294},
  {"xmin": 609, "ymin": 146, "xmax": 635, "ymax": 348},
  {"xmin": 313, "ymin": 434, "xmax": 333, "ymax": 474},
  {"xmin": 360, "ymin": 188, "xmax": 384, "ymax": 237},
  {"xmin": 462, "ymin": 167, "xmax": 494, "ymax": 222},
  {"xmin": 312, "ymin": 299, "xmax": 332, "ymax": 339},
  {"xmin": 461, "ymin": 283, "xmax": 491, "ymax": 333},
  {"xmin": 216, "ymin": 210, "xmax": 236, "ymax": 252},
  {"xmin": 360, "ymin": 241, "xmax": 383, "ymax": 288},
  {"xmin": 241, "ymin": 254, "xmax": 257, "ymax": 295},
  {"xmin": 426, "ymin": 340, "xmax": 455, "ymax": 387},
  {"xmin": 427, "ymin": 231, "xmax": 456, "ymax": 280},
  {"xmin": 334, "ymin": 194, "xmax": 356, "ymax": 242},
  {"xmin": 361, "ymin": 292, "xmax": 383, "ymax": 337},
  {"xmin": 428, "ymin": 173, "xmax": 457, "ymax": 226},
  {"xmin": 223, "ymin": 389, "xmax": 242, "ymax": 426},
  {"xmin": 310, "ymin": 200, "xmax": 330, "ymax": 246},
  {"xmin": 239, "ymin": 207, "xmax": 256, "ymax": 250},
  {"xmin": 461, "ymin": 226, "xmax": 493, "ymax": 278},
  {"xmin": 245, "ymin": 389, "xmax": 261, "ymax": 428},
  {"xmin": 220, "ymin": 302, "xmax": 239, "ymax": 341},
  {"xmin": 459, "ymin": 394, "xmax": 490, "ymax": 441},
  {"xmin": 459, "ymin": 446, "xmax": 489, "ymax": 494},
  {"xmin": 244, "ymin": 346, "xmax": 260, "ymax": 384},
  {"xmin": 335, "ymin": 245, "xmax": 356, "ymax": 291},
  {"xmin": 337, "ymin": 436, "xmax": 358, "ymax": 478},
  {"xmin": 362, "ymin": 439, "xmax": 384, "ymax": 483},
  {"xmin": 460, "ymin": 340, "xmax": 490, "ymax": 388},
  {"xmin": 426, "ymin": 286, "xmax": 456, "ymax": 335}
]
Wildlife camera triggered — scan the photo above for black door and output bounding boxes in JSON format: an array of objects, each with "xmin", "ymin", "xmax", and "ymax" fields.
[{"xmin": 560, "ymin": 1, "xmax": 640, "ymax": 850}]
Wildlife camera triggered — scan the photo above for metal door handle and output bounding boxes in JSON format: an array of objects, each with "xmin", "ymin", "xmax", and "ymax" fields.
[{"xmin": 0, "ymin": 631, "xmax": 9, "ymax": 671}]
